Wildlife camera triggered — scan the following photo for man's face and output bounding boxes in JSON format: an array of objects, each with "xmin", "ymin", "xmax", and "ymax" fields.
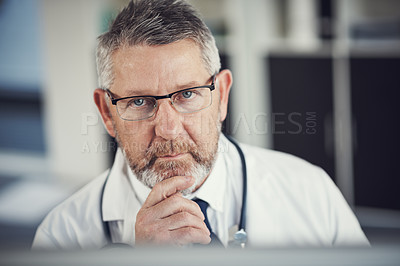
[{"xmin": 97, "ymin": 39, "xmax": 231, "ymax": 194}]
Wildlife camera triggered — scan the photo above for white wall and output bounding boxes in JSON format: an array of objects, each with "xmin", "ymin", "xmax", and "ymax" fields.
[{"xmin": 40, "ymin": 0, "xmax": 108, "ymax": 185}]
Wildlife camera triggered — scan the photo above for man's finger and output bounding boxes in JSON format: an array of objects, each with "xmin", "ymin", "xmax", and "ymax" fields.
[
  {"xmin": 169, "ymin": 227, "xmax": 212, "ymax": 246},
  {"xmin": 151, "ymin": 194, "xmax": 204, "ymax": 220},
  {"xmin": 164, "ymin": 212, "xmax": 210, "ymax": 233},
  {"xmin": 142, "ymin": 176, "xmax": 194, "ymax": 208}
]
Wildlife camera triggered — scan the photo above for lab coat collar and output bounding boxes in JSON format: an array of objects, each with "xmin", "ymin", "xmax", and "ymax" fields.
[{"xmin": 102, "ymin": 148, "xmax": 131, "ymax": 221}]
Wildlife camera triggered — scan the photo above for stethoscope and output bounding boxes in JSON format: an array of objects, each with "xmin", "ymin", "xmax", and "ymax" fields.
[{"xmin": 100, "ymin": 134, "xmax": 248, "ymax": 248}]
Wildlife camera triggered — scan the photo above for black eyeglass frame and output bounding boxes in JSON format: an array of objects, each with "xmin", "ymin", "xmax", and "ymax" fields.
[{"xmin": 105, "ymin": 74, "xmax": 216, "ymax": 106}]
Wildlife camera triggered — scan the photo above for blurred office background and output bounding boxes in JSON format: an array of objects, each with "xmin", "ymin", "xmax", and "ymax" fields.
[{"xmin": 0, "ymin": 0, "xmax": 399, "ymax": 250}]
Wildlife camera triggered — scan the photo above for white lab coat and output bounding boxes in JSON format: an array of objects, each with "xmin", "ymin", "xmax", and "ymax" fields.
[{"xmin": 32, "ymin": 135, "xmax": 369, "ymax": 249}]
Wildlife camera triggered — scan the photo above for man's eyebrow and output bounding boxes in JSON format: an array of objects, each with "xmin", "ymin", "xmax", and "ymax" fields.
[
  {"xmin": 124, "ymin": 81, "xmax": 202, "ymax": 96},
  {"xmin": 123, "ymin": 89, "xmax": 144, "ymax": 96},
  {"xmin": 176, "ymin": 81, "xmax": 201, "ymax": 90}
]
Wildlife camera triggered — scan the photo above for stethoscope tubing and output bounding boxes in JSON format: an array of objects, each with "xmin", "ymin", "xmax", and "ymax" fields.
[{"xmin": 224, "ymin": 135, "xmax": 247, "ymax": 233}]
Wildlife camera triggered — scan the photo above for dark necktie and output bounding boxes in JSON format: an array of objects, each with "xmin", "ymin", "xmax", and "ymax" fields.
[{"xmin": 193, "ymin": 198, "xmax": 223, "ymax": 246}]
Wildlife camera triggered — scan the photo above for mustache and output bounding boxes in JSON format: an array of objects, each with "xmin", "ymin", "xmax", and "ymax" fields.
[{"xmin": 144, "ymin": 139, "xmax": 201, "ymax": 167}]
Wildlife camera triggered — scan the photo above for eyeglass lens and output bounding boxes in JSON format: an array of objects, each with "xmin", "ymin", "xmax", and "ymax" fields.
[{"xmin": 116, "ymin": 87, "xmax": 212, "ymax": 121}]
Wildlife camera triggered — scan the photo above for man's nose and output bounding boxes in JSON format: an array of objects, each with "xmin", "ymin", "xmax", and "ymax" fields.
[{"xmin": 154, "ymin": 99, "xmax": 184, "ymax": 140}]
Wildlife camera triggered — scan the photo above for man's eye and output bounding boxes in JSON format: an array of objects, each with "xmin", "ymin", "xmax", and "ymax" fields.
[
  {"xmin": 181, "ymin": 91, "xmax": 194, "ymax": 99},
  {"xmin": 129, "ymin": 98, "xmax": 146, "ymax": 107}
]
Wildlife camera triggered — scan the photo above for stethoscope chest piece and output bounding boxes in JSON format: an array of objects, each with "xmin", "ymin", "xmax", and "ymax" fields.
[
  {"xmin": 233, "ymin": 229, "xmax": 247, "ymax": 248},
  {"xmin": 228, "ymin": 228, "xmax": 247, "ymax": 248}
]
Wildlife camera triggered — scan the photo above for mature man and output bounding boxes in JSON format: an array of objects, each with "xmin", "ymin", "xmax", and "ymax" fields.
[{"xmin": 33, "ymin": 0, "xmax": 369, "ymax": 249}]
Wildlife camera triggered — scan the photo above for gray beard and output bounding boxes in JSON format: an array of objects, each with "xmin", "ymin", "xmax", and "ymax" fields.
[
  {"xmin": 113, "ymin": 116, "xmax": 221, "ymax": 196},
  {"xmin": 116, "ymin": 134, "xmax": 220, "ymax": 196},
  {"xmin": 138, "ymin": 161, "xmax": 211, "ymax": 196}
]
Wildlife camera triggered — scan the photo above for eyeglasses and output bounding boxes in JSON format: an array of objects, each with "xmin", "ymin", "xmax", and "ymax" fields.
[{"xmin": 106, "ymin": 75, "xmax": 216, "ymax": 121}]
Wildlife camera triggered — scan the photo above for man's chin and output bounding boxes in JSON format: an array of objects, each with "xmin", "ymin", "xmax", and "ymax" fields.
[
  {"xmin": 137, "ymin": 166, "xmax": 191, "ymax": 189},
  {"xmin": 134, "ymin": 155, "xmax": 211, "ymax": 194},
  {"xmin": 152, "ymin": 167, "xmax": 190, "ymax": 180},
  {"xmin": 152, "ymin": 159, "xmax": 194, "ymax": 178}
]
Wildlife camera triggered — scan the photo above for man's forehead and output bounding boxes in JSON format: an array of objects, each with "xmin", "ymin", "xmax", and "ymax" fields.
[
  {"xmin": 111, "ymin": 40, "xmax": 209, "ymax": 95},
  {"xmin": 112, "ymin": 39, "xmax": 202, "ymax": 64}
]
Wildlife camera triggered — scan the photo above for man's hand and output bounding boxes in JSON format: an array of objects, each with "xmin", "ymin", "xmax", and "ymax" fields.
[{"xmin": 135, "ymin": 176, "xmax": 211, "ymax": 246}]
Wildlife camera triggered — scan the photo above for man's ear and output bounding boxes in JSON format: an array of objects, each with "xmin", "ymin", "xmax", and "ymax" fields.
[
  {"xmin": 216, "ymin": 69, "xmax": 233, "ymax": 122},
  {"xmin": 94, "ymin": 89, "xmax": 116, "ymax": 138}
]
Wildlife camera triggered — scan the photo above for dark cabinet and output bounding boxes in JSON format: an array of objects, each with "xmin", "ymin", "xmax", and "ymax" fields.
[
  {"xmin": 268, "ymin": 56, "xmax": 335, "ymax": 180},
  {"xmin": 351, "ymin": 57, "xmax": 400, "ymax": 210}
]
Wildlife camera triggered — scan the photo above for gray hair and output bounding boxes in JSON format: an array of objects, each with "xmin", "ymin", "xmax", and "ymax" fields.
[{"xmin": 96, "ymin": 0, "xmax": 221, "ymax": 89}]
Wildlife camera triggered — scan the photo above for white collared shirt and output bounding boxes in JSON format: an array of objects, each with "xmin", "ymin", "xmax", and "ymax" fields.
[{"xmin": 32, "ymin": 135, "xmax": 369, "ymax": 249}]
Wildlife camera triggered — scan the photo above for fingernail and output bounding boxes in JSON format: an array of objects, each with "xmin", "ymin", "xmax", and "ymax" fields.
[{"xmin": 185, "ymin": 176, "xmax": 192, "ymax": 182}]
